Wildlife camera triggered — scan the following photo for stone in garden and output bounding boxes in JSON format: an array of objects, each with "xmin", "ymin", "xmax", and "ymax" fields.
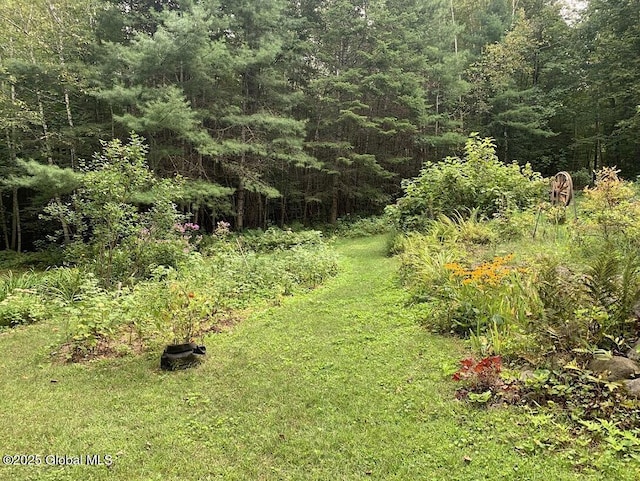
[
  {"xmin": 589, "ymin": 356, "xmax": 640, "ymax": 381},
  {"xmin": 623, "ymin": 378, "xmax": 640, "ymax": 398},
  {"xmin": 627, "ymin": 340, "xmax": 640, "ymax": 361},
  {"xmin": 519, "ymin": 370, "xmax": 535, "ymax": 382}
]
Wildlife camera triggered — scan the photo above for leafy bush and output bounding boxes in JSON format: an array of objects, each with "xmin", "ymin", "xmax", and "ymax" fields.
[
  {"xmin": 38, "ymin": 267, "xmax": 85, "ymax": 304},
  {"xmin": 522, "ymin": 365, "xmax": 640, "ymax": 432},
  {"xmin": 0, "ymin": 289, "xmax": 49, "ymax": 327},
  {"xmin": 428, "ymin": 210, "xmax": 498, "ymax": 245},
  {"xmin": 401, "ymin": 238, "xmax": 541, "ymax": 346},
  {"xmin": 330, "ymin": 215, "xmax": 392, "ymax": 238},
  {"xmin": 236, "ymin": 227, "xmax": 324, "ymax": 252},
  {"xmin": 0, "ymin": 269, "xmax": 88, "ymax": 328},
  {"xmin": 126, "ymin": 280, "xmax": 215, "ymax": 345},
  {"xmin": 46, "ymin": 135, "xmax": 187, "ymax": 287},
  {"xmin": 0, "ymin": 250, "xmax": 64, "ymax": 270},
  {"xmin": 582, "ymin": 251, "xmax": 640, "ymax": 346},
  {"xmin": 492, "ymin": 208, "xmax": 538, "ymax": 241},
  {"xmin": 0, "ymin": 270, "xmax": 41, "ymax": 301},
  {"xmin": 528, "ymin": 250, "xmax": 640, "ymax": 355},
  {"xmin": 452, "ymin": 356, "xmax": 514, "ymax": 404},
  {"xmin": 530, "ymin": 258, "xmax": 590, "ymax": 354},
  {"xmin": 577, "ymin": 167, "xmax": 640, "ymax": 249},
  {"xmin": 116, "ymin": 233, "xmax": 197, "ymax": 280},
  {"xmin": 398, "ymin": 235, "xmax": 463, "ymax": 303},
  {"xmin": 54, "ymin": 234, "xmax": 339, "ymax": 359},
  {"xmin": 387, "ymin": 134, "xmax": 546, "ymax": 231},
  {"xmin": 57, "ymin": 275, "xmax": 124, "ymax": 359},
  {"xmin": 570, "ymin": 168, "xmax": 592, "ymax": 190}
]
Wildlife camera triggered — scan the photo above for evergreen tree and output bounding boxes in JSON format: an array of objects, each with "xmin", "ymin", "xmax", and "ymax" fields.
[{"xmin": 574, "ymin": 0, "xmax": 640, "ymax": 174}]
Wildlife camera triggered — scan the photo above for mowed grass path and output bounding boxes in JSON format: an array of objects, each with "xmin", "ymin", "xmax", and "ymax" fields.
[{"xmin": 0, "ymin": 236, "xmax": 635, "ymax": 480}]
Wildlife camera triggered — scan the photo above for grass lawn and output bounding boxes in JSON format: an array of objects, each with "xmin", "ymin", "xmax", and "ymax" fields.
[{"xmin": 0, "ymin": 235, "xmax": 637, "ymax": 480}]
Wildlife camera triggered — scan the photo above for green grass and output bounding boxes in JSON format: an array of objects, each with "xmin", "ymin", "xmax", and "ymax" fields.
[{"xmin": 0, "ymin": 235, "xmax": 637, "ymax": 480}]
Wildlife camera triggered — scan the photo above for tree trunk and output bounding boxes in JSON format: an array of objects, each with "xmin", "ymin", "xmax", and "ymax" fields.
[
  {"xmin": 47, "ymin": 1, "xmax": 76, "ymax": 165},
  {"xmin": 504, "ymin": 128, "xmax": 509, "ymax": 162},
  {"xmin": 262, "ymin": 197, "xmax": 268, "ymax": 230},
  {"xmin": 28, "ymin": 41, "xmax": 72, "ymax": 244},
  {"xmin": 330, "ymin": 174, "xmax": 339, "ymax": 224},
  {"xmin": 236, "ymin": 178, "xmax": 245, "ymax": 230},
  {"xmin": 435, "ymin": 92, "xmax": 440, "ymax": 137},
  {"xmin": 450, "ymin": 0, "xmax": 458, "ymax": 56},
  {"xmin": 511, "ymin": 0, "xmax": 519, "ymax": 25},
  {"xmin": 280, "ymin": 196, "xmax": 286, "ymax": 228},
  {"xmin": 11, "ymin": 188, "xmax": 21, "ymax": 253},
  {"xmin": 0, "ymin": 193, "xmax": 9, "ymax": 250},
  {"xmin": 302, "ymin": 199, "xmax": 308, "ymax": 226},
  {"xmin": 37, "ymin": 93, "xmax": 71, "ymax": 243},
  {"xmin": 3, "ymin": 118, "xmax": 13, "ymax": 251}
]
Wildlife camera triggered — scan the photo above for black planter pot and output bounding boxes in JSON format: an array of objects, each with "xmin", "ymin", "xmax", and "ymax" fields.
[{"xmin": 160, "ymin": 343, "xmax": 206, "ymax": 371}]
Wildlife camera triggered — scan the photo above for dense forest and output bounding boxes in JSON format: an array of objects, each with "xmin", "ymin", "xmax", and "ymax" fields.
[{"xmin": 0, "ymin": 0, "xmax": 639, "ymax": 248}]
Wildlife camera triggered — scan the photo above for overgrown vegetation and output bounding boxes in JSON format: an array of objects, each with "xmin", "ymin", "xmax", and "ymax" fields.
[
  {"xmin": 0, "ymin": 236, "xmax": 338, "ymax": 362},
  {"xmin": 387, "ymin": 135, "xmax": 546, "ymax": 231},
  {"xmin": 1, "ymin": 0, "xmax": 640, "ymax": 477},
  {"xmin": 392, "ymin": 137, "xmax": 640, "ymax": 462},
  {"xmin": 0, "ymin": 139, "xmax": 339, "ymax": 363},
  {"xmin": 2, "ymin": 236, "xmax": 638, "ymax": 480}
]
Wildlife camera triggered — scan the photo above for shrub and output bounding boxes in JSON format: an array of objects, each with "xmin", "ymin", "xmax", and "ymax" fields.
[
  {"xmin": 56, "ymin": 233, "xmax": 339, "ymax": 359},
  {"xmin": 237, "ymin": 227, "xmax": 324, "ymax": 252},
  {"xmin": 0, "ymin": 289, "xmax": 49, "ymax": 327},
  {"xmin": 387, "ymin": 134, "xmax": 546, "ymax": 231},
  {"xmin": 399, "ymin": 236, "xmax": 463, "ymax": 303},
  {"xmin": 38, "ymin": 267, "xmax": 85, "ymax": 304},
  {"xmin": 492, "ymin": 208, "xmax": 538, "ymax": 241},
  {"xmin": 531, "ymin": 250, "xmax": 640, "ymax": 355},
  {"xmin": 330, "ymin": 215, "xmax": 392, "ymax": 238},
  {"xmin": 58, "ymin": 275, "xmax": 123, "ymax": 359},
  {"xmin": 577, "ymin": 167, "xmax": 640, "ymax": 249},
  {"xmin": 452, "ymin": 356, "xmax": 519, "ymax": 404},
  {"xmin": 401, "ymin": 238, "xmax": 542, "ymax": 344},
  {"xmin": 582, "ymin": 251, "xmax": 640, "ymax": 347},
  {"xmin": 0, "ymin": 250, "xmax": 64, "ymax": 270},
  {"xmin": 522, "ymin": 365, "xmax": 640, "ymax": 431},
  {"xmin": 441, "ymin": 255, "xmax": 539, "ymax": 336},
  {"xmin": 570, "ymin": 168, "xmax": 592, "ymax": 190},
  {"xmin": 47, "ymin": 135, "xmax": 186, "ymax": 287},
  {"xmin": 530, "ymin": 258, "xmax": 589, "ymax": 354},
  {"xmin": 428, "ymin": 210, "xmax": 497, "ymax": 245},
  {"xmin": 0, "ymin": 270, "xmax": 40, "ymax": 301}
]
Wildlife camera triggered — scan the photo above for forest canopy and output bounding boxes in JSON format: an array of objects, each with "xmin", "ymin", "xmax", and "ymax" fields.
[{"xmin": 0, "ymin": 0, "xmax": 639, "ymax": 249}]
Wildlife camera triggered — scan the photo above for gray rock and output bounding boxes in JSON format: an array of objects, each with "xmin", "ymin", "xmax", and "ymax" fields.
[
  {"xmin": 627, "ymin": 340, "xmax": 640, "ymax": 361},
  {"xmin": 623, "ymin": 378, "xmax": 640, "ymax": 398},
  {"xmin": 589, "ymin": 356, "xmax": 640, "ymax": 381},
  {"xmin": 519, "ymin": 370, "xmax": 535, "ymax": 383}
]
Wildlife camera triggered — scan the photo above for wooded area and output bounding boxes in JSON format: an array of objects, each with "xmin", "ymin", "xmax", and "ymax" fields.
[{"xmin": 0, "ymin": 0, "xmax": 638, "ymax": 248}]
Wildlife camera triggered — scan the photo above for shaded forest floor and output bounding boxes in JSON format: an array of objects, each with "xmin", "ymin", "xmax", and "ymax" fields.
[{"xmin": 0, "ymin": 236, "xmax": 636, "ymax": 480}]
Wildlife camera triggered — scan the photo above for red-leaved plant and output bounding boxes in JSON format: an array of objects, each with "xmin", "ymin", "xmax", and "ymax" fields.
[
  {"xmin": 453, "ymin": 356, "xmax": 502, "ymax": 382},
  {"xmin": 452, "ymin": 356, "xmax": 508, "ymax": 401}
]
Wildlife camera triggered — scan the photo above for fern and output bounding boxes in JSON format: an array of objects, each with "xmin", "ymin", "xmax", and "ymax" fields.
[
  {"xmin": 584, "ymin": 253, "xmax": 620, "ymax": 309},
  {"xmin": 616, "ymin": 252, "xmax": 640, "ymax": 324},
  {"xmin": 583, "ymin": 251, "xmax": 640, "ymax": 342}
]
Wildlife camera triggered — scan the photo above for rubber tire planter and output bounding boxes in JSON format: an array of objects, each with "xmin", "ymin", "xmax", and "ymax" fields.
[{"xmin": 160, "ymin": 342, "xmax": 206, "ymax": 371}]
